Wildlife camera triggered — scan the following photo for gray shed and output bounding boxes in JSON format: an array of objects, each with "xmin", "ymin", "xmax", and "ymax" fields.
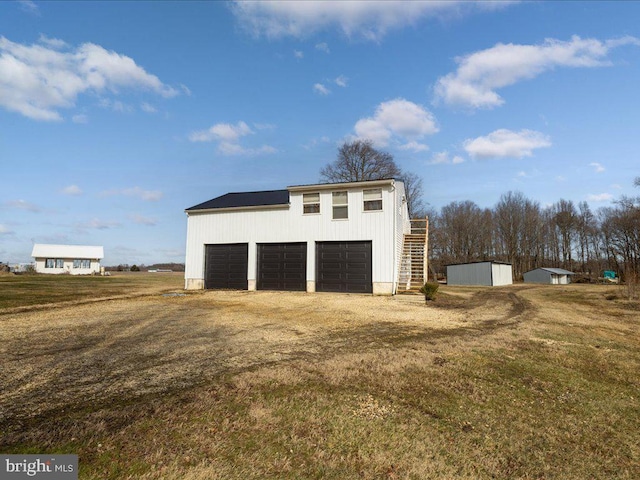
[
  {"xmin": 523, "ymin": 268, "xmax": 574, "ymax": 285},
  {"xmin": 446, "ymin": 261, "xmax": 513, "ymax": 286}
]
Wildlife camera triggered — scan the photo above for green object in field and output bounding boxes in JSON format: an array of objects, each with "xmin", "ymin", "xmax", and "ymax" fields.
[{"xmin": 603, "ymin": 270, "xmax": 616, "ymax": 279}]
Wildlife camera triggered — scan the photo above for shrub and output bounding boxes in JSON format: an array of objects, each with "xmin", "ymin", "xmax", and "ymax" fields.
[{"xmin": 419, "ymin": 282, "xmax": 439, "ymax": 302}]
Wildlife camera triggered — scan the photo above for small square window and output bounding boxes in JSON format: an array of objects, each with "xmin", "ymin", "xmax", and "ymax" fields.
[
  {"xmin": 332, "ymin": 191, "xmax": 348, "ymax": 219},
  {"xmin": 45, "ymin": 259, "xmax": 54, "ymax": 268},
  {"xmin": 303, "ymin": 193, "xmax": 320, "ymax": 214},
  {"xmin": 55, "ymin": 259, "xmax": 64, "ymax": 268},
  {"xmin": 363, "ymin": 188, "xmax": 382, "ymax": 211}
]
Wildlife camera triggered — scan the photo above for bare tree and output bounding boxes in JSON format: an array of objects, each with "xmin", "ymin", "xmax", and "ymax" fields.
[
  {"xmin": 400, "ymin": 171, "xmax": 424, "ymax": 218},
  {"xmin": 320, "ymin": 139, "xmax": 400, "ymax": 183}
]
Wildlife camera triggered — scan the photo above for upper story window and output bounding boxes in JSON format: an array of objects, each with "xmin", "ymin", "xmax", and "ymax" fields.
[
  {"xmin": 303, "ymin": 193, "xmax": 320, "ymax": 214},
  {"xmin": 332, "ymin": 191, "xmax": 348, "ymax": 219},
  {"xmin": 363, "ymin": 188, "xmax": 383, "ymax": 211}
]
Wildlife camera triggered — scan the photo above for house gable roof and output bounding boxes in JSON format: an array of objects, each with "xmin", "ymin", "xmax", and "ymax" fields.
[
  {"xmin": 31, "ymin": 244, "xmax": 104, "ymax": 259},
  {"xmin": 186, "ymin": 190, "xmax": 290, "ymax": 212}
]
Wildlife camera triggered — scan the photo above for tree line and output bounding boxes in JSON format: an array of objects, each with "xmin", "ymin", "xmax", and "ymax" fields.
[
  {"xmin": 321, "ymin": 140, "xmax": 639, "ymax": 285},
  {"xmin": 426, "ymin": 190, "xmax": 639, "ymax": 283}
]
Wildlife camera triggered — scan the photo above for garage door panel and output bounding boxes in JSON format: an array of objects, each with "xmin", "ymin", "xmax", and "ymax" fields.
[
  {"xmin": 205, "ymin": 244, "xmax": 248, "ymax": 290},
  {"xmin": 316, "ymin": 241, "xmax": 372, "ymax": 293},
  {"xmin": 257, "ymin": 243, "xmax": 307, "ymax": 291}
]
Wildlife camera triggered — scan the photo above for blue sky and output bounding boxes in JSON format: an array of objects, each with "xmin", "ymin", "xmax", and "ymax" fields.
[{"xmin": 1, "ymin": 1, "xmax": 639, "ymax": 265}]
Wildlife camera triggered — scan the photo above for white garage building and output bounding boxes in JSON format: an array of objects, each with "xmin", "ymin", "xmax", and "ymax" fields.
[
  {"xmin": 523, "ymin": 267, "xmax": 575, "ymax": 284},
  {"xmin": 184, "ymin": 179, "xmax": 427, "ymax": 295}
]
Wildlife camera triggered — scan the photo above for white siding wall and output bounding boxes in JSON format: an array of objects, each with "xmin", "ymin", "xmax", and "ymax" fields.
[
  {"xmin": 185, "ymin": 183, "xmax": 405, "ymax": 292},
  {"xmin": 34, "ymin": 258, "xmax": 101, "ymax": 275},
  {"xmin": 393, "ymin": 181, "xmax": 410, "ymax": 294}
]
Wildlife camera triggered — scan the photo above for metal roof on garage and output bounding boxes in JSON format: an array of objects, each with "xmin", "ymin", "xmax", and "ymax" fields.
[
  {"xmin": 186, "ymin": 190, "xmax": 290, "ymax": 211},
  {"xmin": 537, "ymin": 267, "xmax": 575, "ymax": 275}
]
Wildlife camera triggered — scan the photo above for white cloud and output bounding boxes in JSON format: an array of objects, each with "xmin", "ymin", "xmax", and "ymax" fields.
[
  {"xmin": 38, "ymin": 34, "xmax": 68, "ymax": 50},
  {"xmin": 434, "ymin": 35, "xmax": 640, "ymax": 109},
  {"xmin": 130, "ymin": 214, "xmax": 157, "ymax": 226},
  {"xmin": 18, "ymin": 0, "xmax": 39, "ymax": 15},
  {"xmin": 76, "ymin": 218, "xmax": 121, "ymax": 230},
  {"xmin": 354, "ymin": 98, "xmax": 438, "ymax": 148},
  {"xmin": 586, "ymin": 193, "xmax": 613, "ymax": 202},
  {"xmin": 189, "ymin": 121, "xmax": 252, "ymax": 142},
  {"xmin": 3, "ymin": 199, "xmax": 41, "ymax": 212},
  {"xmin": 100, "ymin": 187, "xmax": 163, "ymax": 201},
  {"xmin": 294, "ymin": 50, "xmax": 304, "ymax": 59},
  {"xmin": 71, "ymin": 114, "xmax": 88, "ymax": 124},
  {"xmin": 98, "ymin": 98, "xmax": 133, "ymax": 113},
  {"xmin": 0, "ymin": 224, "xmax": 14, "ymax": 235},
  {"xmin": 61, "ymin": 184, "xmax": 82, "ymax": 195},
  {"xmin": 463, "ymin": 129, "xmax": 551, "ymax": 159},
  {"xmin": 399, "ymin": 141, "xmax": 429, "ymax": 153},
  {"xmin": 218, "ymin": 143, "xmax": 277, "ymax": 156},
  {"xmin": 313, "ymin": 83, "xmax": 331, "ymax": 95},
  {"xmin": 316, "ymin": 42, "xmax": 330, "ymax": 53},
  {"xmin": 254, "ymin": 122, "xmax": 276, "ymax": 131},
  {"xmin": 140, "ymin": 102, "xmax": 157, "ymax": 113},
  {"xmin": 335, "ymin": 75, "xmax": 348, "ymax": 87},
  {"xmin": 589, "ymin": 162, "xmax": 605, "ymax": 173},
  {"xmin": 0, "ymin": 35, "xmax": 180, "ymax": 121},
  {"xmin": 303, "ymin": 136, "xmax": 331, "ymax": 150},
  {"xmin": 429, "ymin": 151, "xmax": 465, "ymax": 165},
  {"xmin": 188, "ymin": 120, "xmax": 276, "ymax": 156},
  {"xmin": 231, "ymin": 1, "xmax": 514, "ymax": 41}
]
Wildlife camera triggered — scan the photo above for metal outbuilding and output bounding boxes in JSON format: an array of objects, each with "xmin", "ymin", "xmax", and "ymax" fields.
[
  {"xmin": 523, "ymin": 267, "xmax": 575, "ymax": 285},
  {"xmin": 446, "ymin": 261, "xmax": 513, "ymax": 286}
]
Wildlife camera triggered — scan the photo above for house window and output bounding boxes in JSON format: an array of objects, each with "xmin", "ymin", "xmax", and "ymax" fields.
[
  {"xmin": 332, "ymin": 191, "xmax": 348, "ymax": 219},
  {"xmin": 74, "ymin": 259, "xmax": 91, "ymax": 269},
  {"xmin": 363, "ymin": 188, "xmax": 383, "ymax": 211},
  {"xmin": 46, "ymin": 259, "xmax": 63, "ymax": 268},
  {"xmin": 303, "ymin": 193, "xmax": 320, "ymax": 214}
]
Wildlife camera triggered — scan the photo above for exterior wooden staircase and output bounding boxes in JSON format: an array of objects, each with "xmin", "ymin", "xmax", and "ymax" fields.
[{"xmin": 398, "ymin": 218, "xmax": 428, "ymax": 293}]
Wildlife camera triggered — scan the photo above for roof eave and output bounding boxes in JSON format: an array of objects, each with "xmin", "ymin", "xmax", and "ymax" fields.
[
  {"xmin": 185, "ymin": 203, "xmax": 290, "ymax": 215},
  {"xmin": 287, "ymin": 179, "xmax": 396, "ymax": 192}
]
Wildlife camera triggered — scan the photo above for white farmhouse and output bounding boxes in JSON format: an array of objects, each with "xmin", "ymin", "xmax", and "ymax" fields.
[
  {"xmin": 31, "ymin": 244, "xmax": 104, "ymax": 275},
  {"xmin": 184, "ymin": 179, "xmax": 427, "ymax": 295}
]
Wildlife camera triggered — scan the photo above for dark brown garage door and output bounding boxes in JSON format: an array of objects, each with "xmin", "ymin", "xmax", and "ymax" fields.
[
  {"xmin": 204, "ymin": 243, "xmax": 248, "ymax": 289},
  {"xmin": 257, "ymin": 243, "xmax": 307, "ymax": 291},
  {"xmin": 316, "ymin": 241, "xmax": 372, "ymax": 293}
]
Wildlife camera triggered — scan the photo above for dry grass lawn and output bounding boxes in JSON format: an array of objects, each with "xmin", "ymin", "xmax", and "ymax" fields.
[{"xmin": 0, "ymin": 276, "xmax": 638, "ymax": 479}]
